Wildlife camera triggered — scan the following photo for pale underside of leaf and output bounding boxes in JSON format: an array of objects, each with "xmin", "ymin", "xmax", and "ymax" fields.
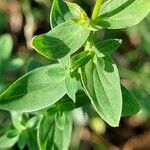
[{"xmin": 81, "ymin": 57, "xmax": 122, "ymax": 127}]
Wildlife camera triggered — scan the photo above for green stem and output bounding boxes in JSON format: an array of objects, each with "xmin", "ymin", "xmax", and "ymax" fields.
[{"xmin": 91, "ymin": 0, "xmax": 103, "ymax": 20}]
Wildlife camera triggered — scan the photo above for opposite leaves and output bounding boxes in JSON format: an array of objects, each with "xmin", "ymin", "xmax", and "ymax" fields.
[
  {"xmin": 81, "ymin": 56, "xmax": 122, "ymax": 127},
  {"xmin": 0, "ymin": 64, "xmax": 67, "ymax": 112}
]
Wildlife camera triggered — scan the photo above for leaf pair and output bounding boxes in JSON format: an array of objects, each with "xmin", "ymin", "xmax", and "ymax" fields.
[
  {"xmin": 38, "ymin": 112, "xmax": 72, "ymax": 150},
  {"xmin": 80, "ymin": 39, "xmax": 140, "ymax": 126}
]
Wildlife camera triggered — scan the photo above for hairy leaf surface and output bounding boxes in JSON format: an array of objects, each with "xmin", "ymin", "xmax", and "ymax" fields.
[
  {"xmin": 0, "ymin": 64, "xmax": 67, "ymax": 112},
  {"xmin": 81, "ymin": 56, "xmax": 122, "ymax": 127},
  {"xmin": 32, "ymin": 21, "xmax": 90, "ymax": 59},
  {"xmin": 95, "ymin": 0, "xmax": 150, "ymax": 29}
]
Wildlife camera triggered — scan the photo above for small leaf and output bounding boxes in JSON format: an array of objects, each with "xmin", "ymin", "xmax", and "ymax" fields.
[
  {"xmin": 81, "ymin": 56, "xmax": 122, "ymax": 127},
  {"xmin": 91, "ymin": 39, "xmax": 122, "ymax": 57},
  {"xmin": 6, "ymin": 129, "xmax": 20, "ymax": 138},
  {"xmin": 46, "ymin": 91, "xmax": 91, "ymax": 115},
  {"xmin": 65, "ymin": 76, "xmax": 78, "ymax": 102},
  {"xmin": 11, "ymin": 111, "xmax": 23, "ymax": 130},
  {"xmin": 38, "ymin": 112, "xmax": 72, "ymax": 150},
  {"xmin": 50, "ymin": 0, "xmax": 89, "ymax": 28},
  {"xmin": 32, "ymin": 20, "xmax": 90, "ymax": 59},
  {"xmin": 54, "ymin": 112, "xmax": 72, "ymax": 150},
  {"xmin": 0, "ymin": 34, "xmax": 13, "ymax": 62},
  {"xmin": 25, "ymin": 115, "xmax": 42, "ymax": 129},
  {"xmin": 121, "ymin": 85, "xmax": 140, "ymax": 116},
  {"xmin": 18, "ymin": 131, "xmax": 27, "ymax": 150},
  {"xmin": 70, "ymin": 51, "xmax": 94, "ymax": 73},
  {"xmin": 0, "ymin": 64, "xmax": 67, "ymax": 112},
  {"xmin": 94, "ymin": 0, "xmax": 150, "ymax": 29},
  {"xmin": 0, "ymin": 132, "xmax": 18, "ymax": 149},
  {"xmin": 27, "ymin": 129, "xmax": 39, "ymax": 150}
]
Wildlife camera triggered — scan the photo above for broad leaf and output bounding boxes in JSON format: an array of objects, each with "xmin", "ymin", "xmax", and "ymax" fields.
[
  {"xmin": 81, "ymin": 56, "xmax": 122, "ymax": 127},
  {"xmin": 94, "ymin": 0, "xmax": 150, "ymax": 29},
  {"xmin": 0, "ymin": 64, "xmax": 67, "ymax": 112},
  {"xmin": 91, "ymin": 39, "xmax": 122, "ymax": 57},
  {"xmin": 32, "ymin": 20, "xmax": 90, "ymax": 59},
  {"xmin": 38, "ymin": 112, "xmax": 72, "ymax": 150},
  {"xmin": 121, "ymin": 85, "xmax": 140, "ymax": 116},
  {"xmin": 50, "ymin": 0, "xmax": 88, "ymax": 28}
]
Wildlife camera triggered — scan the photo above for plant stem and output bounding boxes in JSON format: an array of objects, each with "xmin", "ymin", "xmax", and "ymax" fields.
[{"xmin": 91, "ymin": 0, "xmax": 103, "ymax": 20}]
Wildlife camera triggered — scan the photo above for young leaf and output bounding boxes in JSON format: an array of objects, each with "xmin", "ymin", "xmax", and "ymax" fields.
[
  {"xmin": 91, "ymin": 39, "xmax": 122, "ymax": 57},
  {"xmin": 0, "ymin": 64, "xmax": 67, "ymax": 112},
  {"xmin": 94, "ymin": 0, "xmax": 150, "ymax": 29},
  {"xmin": 18, "ymin": 131, "xmax": 27, "ymax": 150},
  {"xmin": 32, "ymin": 20, "xmax": 90, "ymax": 59},
  {"xmin": 81, "ymin": 56, "xmax": 122, "ymax": 127},
  {"xmin": 11, "ymin": 111, "xmax": 23, "ymax": 130},
  {"xmin": 0, "ymin": 132, "xmax": 18, "ymax": 149},
  {"xmin": 121, "ymin": 85, "xmax": 140, "ymax": 116},
  {"xmin": 50, "ymin": 0, "xmax": 89, "ymax": 28},
  {"xmin": 38, "ymin": 112, "xmax": 72, "ymax": 150},
  {"xmin": 50, "ymin": 0, "xmax": 73, "ymax": 28},
  {"xmin": 38, "ymin": 115, "xmax": 55, "ymax": 150},
  {"xmin": 0, "ymin": 34, "xmax": 13, "ymax": 62},
  {"xmin": 7, "ymin": 129, "xmax": 20, "ymax": 138},
  {"xmin": 65, "ymin": 76, "xmax": 78, "ymax": 102},
  {"xmin": 27, "ymin": 129, "xmax": 39, "ymax": 150},
  {"xmin": 54, "ymin": 112, "xmax": 72, "ymax": 150},
  {"xmin": 25, "ymin": 115, "xmax": 42, "ymax": 129},
  {"xmin": 70, "ymin": 50, "xmax": 94, "ymax": 73}
]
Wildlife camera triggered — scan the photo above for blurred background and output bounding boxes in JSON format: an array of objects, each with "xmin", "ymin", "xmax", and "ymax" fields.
[{"xmin": 0, "ymin": 0, "xmax": 150, "ymax": 149}]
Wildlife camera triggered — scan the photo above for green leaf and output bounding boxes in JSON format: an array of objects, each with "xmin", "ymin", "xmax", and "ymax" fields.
[
  {"xmin": 0, "ymin": 34, "xmax": 13, "ymax": 62},
  {"xmin": 18, "ymin": 131, "xmax": 27, "ymax": 150},
  {"xmin": 0, "ymin": 64, "xmax": 67, "ymax": 112},
  {"xmin": 54, "ymin": 112, "xmax": 72, "ymax": 150},
  {"xmin": 81, "ymin": 56, "xmax": 122, "ymax": 127},
  {"xmin": 50, "ymin": 0, "xmax": 89, "ymax": 28},
  {"xmin": 0, "ymin": 132, "xmax": 18, "ymax": 149},
  {"xmin": 32, "ymin": 20, "xmax": 90, "ymax": 59},
  {"xmin": 38, "ymin": 112, "xmax": 72, "ymax": 150},
  {"xmin": 27, "ymin": 129, "xmax": 39, "ymax": 150},
  {"xmin": 65, "ymin": 76, "xmax": 78, "ymax": 102},
  {"xmin": 121, "ymin": 85, "xmax": 140, "ymax": 116},
  {"xmin": 25, "ymin": 115, "xmax": 42, "ymax": 129},
  {"xmin": 70, "ymin": 50, "xmax": 94, "ymax": 73},
  {"xmin": 38, "ymin": 115, "xmax": 55, "ymax": 150},
  {"xmin": 94, "ymin": 0, "xmax": 150, "ymax": 29},
  {"xmin": 46, "ymin": 91, "xmax": 91, "ymax": 115},
  {"xmin": 6, "ymin": 129, "xmax": 20, "ymax": 138},
  {"xmin": 91, "ymin": 39, "xmax": 122, "ymax": 57},
  {"xmin": 11, "ymin": 111, "xmax": 23, "ymax": 129}
]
